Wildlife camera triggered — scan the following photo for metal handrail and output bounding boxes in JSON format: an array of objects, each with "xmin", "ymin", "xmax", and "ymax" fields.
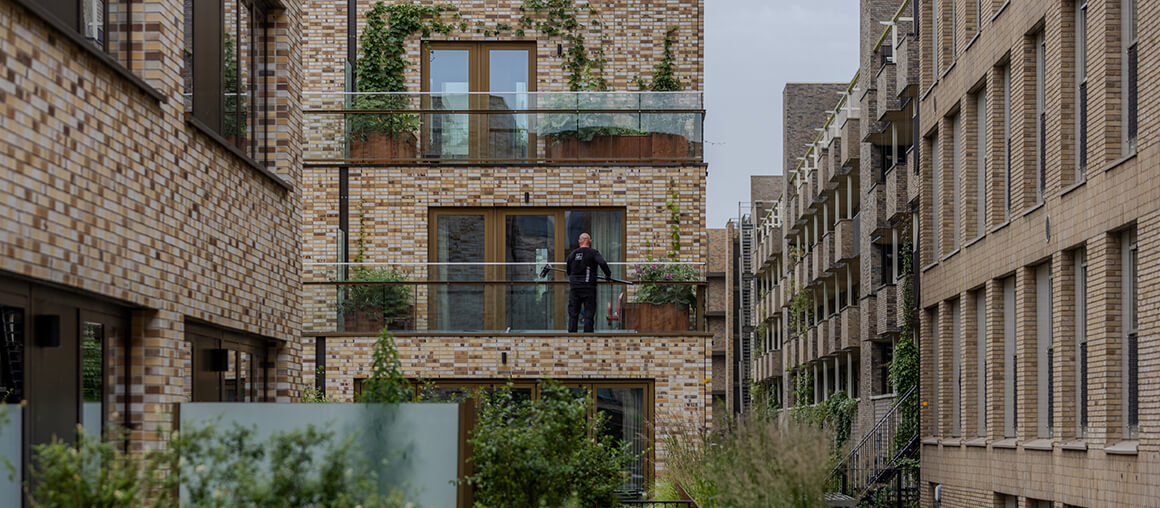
[{"xmin": 826, "ymin": 384, "xmax": 917, "ymax": 491}]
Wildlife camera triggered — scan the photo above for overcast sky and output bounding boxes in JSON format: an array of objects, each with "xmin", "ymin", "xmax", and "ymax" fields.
[{"xmin": 704, "ymin": 0, "xmax": 860, "ymax": 228}]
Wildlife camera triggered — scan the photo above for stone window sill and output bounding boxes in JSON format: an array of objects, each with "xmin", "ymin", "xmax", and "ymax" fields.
[
  {"xmin": 1021, "ymin": 202, "xmax": 1045, "ymax": 218},
  {"xmin": 964, "ymin": 234, "xmax": 985, "ymax": 249},
  {"xmin": 991, "ymin": 438, "xmax": 1018, "ymax": 449},
  {"xmin": 1023, "ymin": 438, "xmax": 1053, "ymax": 451},
  {"xmin": 1105, "ymin": 440, "xmax": 1138, "ymax": 455},
  {"xmin": 942, "ymin": 438, "xmax": 962, "ymax": 447},
  {"xmin": 991, "ymin": 0, "xmax": 1011, "ymax": 22},
  {"xmin": 964, "ymin": 437, "xmax": 987, "ymax": 447},
  {"xmin": 1061, "ymin": 177, "xmax": 1087, "ymax": 197},
  {"xmin": 990, "ymin": 220, "xmax": 1011, "ymax": 234},
  {"xmin": 1060, "ymin": 440, "xmax": 1087, "ymax": 451},
  {"xmin": 1103, "ymin": 151, "xmax": 1138, "ymax": 173},
  {"xmin": 941, "ymin": 248, "xmax": 960, "ymax": 263}
]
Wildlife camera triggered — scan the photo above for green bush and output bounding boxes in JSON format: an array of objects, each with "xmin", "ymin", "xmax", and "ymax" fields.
[
  {"xmin": 23, "ymin": 422, "xmax": 407, "ymax": 508},
  {"xmin": 631, "ymin": 263, "xmax": 698, "ymax": 307},
  {"xmin": 466, "ymin": 380, "xmax": 637, "ymax": 508},
  {"xmin": 336, "ymin": 267, "xmax": 411, "ymax": 323},
  {"xmin": 356, "ymin": 329, "xmax": 413, "ymax": 404}
]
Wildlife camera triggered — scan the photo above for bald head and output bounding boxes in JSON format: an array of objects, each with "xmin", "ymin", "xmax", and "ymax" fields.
[{"xmin": 578, "ymin": 233, "xmax": 592, "ymax": 248}]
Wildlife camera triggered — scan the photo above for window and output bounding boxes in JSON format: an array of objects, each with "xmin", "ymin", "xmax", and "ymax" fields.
[
  {"xmin": 1003, "ymin": 276, "xmax": 1016, "ymax": 437},
  {"xmin": 32, "ymin": 0, "xmax": 132, "ymax": 67},
  {"xmin": 188, "ymin": 323, "xmax": 270, "ymax": 403},
  {"xmin": 1075, "ymin": 249, "xmax": 1088, "ymax": 435},
  {"xmin": 951, "ymin": 114, "xmax": 962, "ymax": 249},
  {"xmin": 932, "ymin": 0, "xmax": 941, "ymax": 77},
  {"xmin": 951, "ymin": 299, "xmax": 962, "ymax": 437},
  {"xmin": 1036, "ymin": 263, "xmax": 1053, "ymax": 438},
  {"xmin": 1035, "ymin": 31, "xmax": 1046, "ymax": 202},
  {"xmin": 1002, "ymin": 64, "xmax": 1012, "ymax": 219},
  {"xmin": 1077, "ymin": 1, "xmax": 1089, "ymax": 174},
  {"xmin": 975, "ymin": 90, "xmax": 987, "ymax": 236},
  {"xmin": 881, "ymin": 243, "xmax": 897, "ymax": 285},
  {"xmin": 975, "ymin": 289, "xmax": 987, "ymax": 436},
  {"xmin": 422, "ymin": 42, "xmax": 536, "ymax": 160},
  {"xmin": 1123, "ymin": 0, "xmax": 1138, "ymax": 153},
  {"xmin": 185, "ymin": 0, "xmax": 274, "ymax": 164},
  {"xmin": 1122, "ymin": 229, "xmax": 1138, "ymax": 437},
  {"xmin": 932, "ymin": 132, "xmax": 942, "ymax": 257},
  {"xmin": 430, "ymin": 208, "xmax": 624, "ymax": 331}
]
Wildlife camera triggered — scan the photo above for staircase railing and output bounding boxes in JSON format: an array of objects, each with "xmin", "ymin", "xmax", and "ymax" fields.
[{"xmin": 825, "ymin": 384, "xmax": 917, "ymax": 498}]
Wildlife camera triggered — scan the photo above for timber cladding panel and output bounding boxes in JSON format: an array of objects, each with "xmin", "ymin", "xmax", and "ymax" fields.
[{"xmin": 305, "ymin": 333, "xmax": 712, "ymax": 475}]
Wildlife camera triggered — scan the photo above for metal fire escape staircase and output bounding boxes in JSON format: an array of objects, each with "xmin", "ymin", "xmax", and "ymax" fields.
[
  {"xmin": 737, "ymin": 203, "xmax": 755, "ymax": 413},
  {"xmin": 824, "ymin": 385, "xmax": 919, "ymax": 507}
]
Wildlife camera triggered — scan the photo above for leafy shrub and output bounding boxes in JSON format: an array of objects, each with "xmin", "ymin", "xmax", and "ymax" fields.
[
  {"xmin": 335, "ymin": 267, "xmax": 411, "ymax": 323},
  {"xmin": 631, "ymin": 263, "xmax": 697, "ymax": 307},
  {"xmin": 466, "ymin": 380, "xmax": 637, "ymax": 508},
  {"xmin": 26, "ymin": 426, "xmax": 177, "ymax": 508},
  {"xmin": 357, "ymin": 329, "xmax": 413, "ymax": 404},
  {"xmin": 23, "ymin": 421, "xmax": 407, "ymax": 508}
]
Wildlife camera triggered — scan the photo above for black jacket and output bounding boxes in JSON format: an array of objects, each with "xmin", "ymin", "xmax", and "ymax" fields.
[{"xmin": 565, "ymin": 247, "xmax": 611, "ymax": 289}]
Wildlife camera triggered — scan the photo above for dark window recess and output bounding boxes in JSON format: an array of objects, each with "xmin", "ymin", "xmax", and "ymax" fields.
[
  {"xmin": 185, "ymin": 0, "xmax": 274, "ymax": 165},
  {"xmin": 838, "ymin": 291, "xmax": 848, "ymax": 309},
  {"xmin": 1128, "ymin": 332, "xmax": 1138, "ymax": 428},
  {"xmin": 1039, "ymin": 113, "xmax": 1046, "ymax": 198},
  {"xmin": 1079, "ymin": 343, "xmax": 1088, "ymax": 429},
  {"xmin": 1127, "ymin": 45, "xmax": 1138, "ymax": 148},
  {"xmin": 1078, "ymin": 82, "xmax": 1088, "ymax": 172},
  {"xmin": 881, "ymin": 244, "xmax": 896, "ymax": 284},
  {"xmin": 878, "ymin": 342, "xmax": 894, "ymax": 395},
  {"xmin": 852, "ymin": 284, "xmax": 860, "ymax": 302},
  {"xmin": 1047, "ymin": 348, "xmax": 1054, "ymax": 431},
  {"xmin": 0, "ymin": 306, "xmax": 24, "ymax": 403},
  {"xmin": 1012, "ymin": 353, "xmax": 1018, "ymax": 426}
]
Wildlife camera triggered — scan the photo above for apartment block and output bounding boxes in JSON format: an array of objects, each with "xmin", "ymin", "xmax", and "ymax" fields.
[
  {"xmin": 916, "ymin": 0, "xmax": 1160, "ymax": 505},
  {"xmin": 297, "ymin": 0, "xmax": 709, "ymax": 493},
  {"xmin": 0, "ymin": 0, "xmax": 305, "ymax": 488}
]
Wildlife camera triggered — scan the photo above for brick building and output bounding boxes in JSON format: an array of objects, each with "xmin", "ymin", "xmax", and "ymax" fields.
[
  {"xmin": 297, "ymin": 0, "xmax": 710, "ymax": 491},
  {"xmin": 915, "ymin": 0, "xmax": 1160, "ymax": 505},
  {"xmin": 0, "ymin": 0, "xmax": 305, "ymax": 481}
]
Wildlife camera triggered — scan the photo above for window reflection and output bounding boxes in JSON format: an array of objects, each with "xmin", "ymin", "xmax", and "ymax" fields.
[{"xmin": 81, "ymin": 323, "xmax": 104, "ymax": 436}]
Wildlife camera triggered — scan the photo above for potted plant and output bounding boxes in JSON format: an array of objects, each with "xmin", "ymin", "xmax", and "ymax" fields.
[
  {"xmin": 337, "ymin": 266, "xmax": 414, "ymax": 332},
  {"xmin": 625, "ymin": 263, "xmax": 697, "ymax": 331},
  {"xmin": 348, "ymin": 2, "xmax": 455, "ymax": 162},
  {"xmin": 634, "ymin": 26, "xmax": 691, "ymax": 159}
]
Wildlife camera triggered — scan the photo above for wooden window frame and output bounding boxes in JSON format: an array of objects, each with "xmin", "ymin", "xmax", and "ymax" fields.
[
  {"xmin": 420, "ymin": 41, "xmax": 538, "ymax": 161},
  {"xmin": 428, "ymin": 207, "xmax": 626, "ymax": 331}
]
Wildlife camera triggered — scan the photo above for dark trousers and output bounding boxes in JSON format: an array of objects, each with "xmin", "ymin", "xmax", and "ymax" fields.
[{"xmin": 568, "ymin": 287, "xmax": 597, "ymax": 333}]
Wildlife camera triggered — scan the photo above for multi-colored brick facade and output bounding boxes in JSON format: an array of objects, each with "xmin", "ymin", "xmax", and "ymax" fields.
[
  {"xmin": 0, "ymin": 0, "xmax": 305, "ymax": 452},
  {"xmin": 916, "ymin": 0, "xmax": 1160, "ymax": 505},
  {"xmin": 299, "ymin": 0, "xmax": 709, "ymax": 484}
]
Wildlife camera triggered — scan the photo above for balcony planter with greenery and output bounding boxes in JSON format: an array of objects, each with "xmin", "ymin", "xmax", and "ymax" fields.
[
  {"xmin": 625, "ymin": 190, "xmax": 696, "ymax": 331},
  {"xmin": 348, "ymin": 2, "xmax": 456, "ymax": 162},
  {"xmin": 337, "ymin": 267, "xmax": 413, "ymax": 332},
  {"xmin": 634, "ymin": 26, "xmax": 690, "ymax": 160}
]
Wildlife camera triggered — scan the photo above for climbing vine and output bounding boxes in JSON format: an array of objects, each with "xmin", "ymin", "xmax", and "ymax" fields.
[
  {"xmin": 787, "ymin": 364, "xmax": 857, "ymax": 459},
  {"xmin": 888, "ymin": 216, "xmax": 919, "ymax": 471},
  {"xmin": 749, "ymin": 380, "xmax": 780, "ymax": 421},
  {"xmin": 518, "ymin": 0, "xmax": 608, "ymax": 90},
  {"xmin": 351, "ymin": 1, "xmax": 458, "ymax": 139},
  {"xmin": 634, "ymin": 26, "xmax": 682, "ymax": 91}
]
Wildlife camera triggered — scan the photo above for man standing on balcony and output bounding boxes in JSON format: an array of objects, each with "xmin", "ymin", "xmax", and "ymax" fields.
[{"xmin": 566, "ymin": 233, "xmax": 612, "ymax": 333}]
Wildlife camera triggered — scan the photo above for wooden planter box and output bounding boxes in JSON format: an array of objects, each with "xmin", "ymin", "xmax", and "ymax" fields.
[
  {"xmin": 623, "ymin": 302, "xmax": 690, "ymax": 332},
  {"xmin": 349, "ymin": 132, "xmax": 417, "ymax": 162},
  {"xmin": 545, "ymin": 133, "xmax": 689, "ymax": 160},
  {"xmin": 341, "ymin": 305, "xmax": 414, "ymax": 333}
]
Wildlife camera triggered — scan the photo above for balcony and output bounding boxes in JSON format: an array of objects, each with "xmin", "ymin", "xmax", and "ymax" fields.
[
  {"xmin": 896, "ymin": 33, "xmax": 919, "ymax": 99},
  {"xmin": 835, "ymin": 216, "xmax": 858, "ymax": 262},
  {"xmin": 822, "ymin": 232, "xmax": 836, "ymax": 275},
  {"xmin": 752, "ymin": 350, "xmax": 783, "ymax": 384},
  {"xmin": 840, "ymin": 115, "xmax": 861, "ymax": 169},
  {"xmin": 876, "ymin": 283, "xmax": 899, "ymax": 337},
  {"xmin": 876, "ymin": 60, "xmax": 901, "ymax": 123},
  {"xmin": 839, "ymin": 303, "xmax": 860, "ymax": 350},
  {"xmin": 811, "ymin": 241, "xmax": 825, "ymax": 283},
  {"xmin": 885, "ymin": 163, "xmax": 909, "ymax": 221},
  {"xmin": 303, "ymin": 262, "xmax": 708, "ymax": 334},
  {"xmin": 303, "ymin": 91, "xmax": 704, "ymax": 165},
  {"xmin": 907, "ymin": 149, "xmax": 922, "ymax": 205}
]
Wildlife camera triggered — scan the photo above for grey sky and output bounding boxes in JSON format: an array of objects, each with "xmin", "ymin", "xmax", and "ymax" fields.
[{"xmin": 705, "ymin": 0, "xmax": 860, "ymax": 227}]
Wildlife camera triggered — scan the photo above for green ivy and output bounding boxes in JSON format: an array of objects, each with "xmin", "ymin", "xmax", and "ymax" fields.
[
  {"xmin": 888, "ymin": 217, "xmax": 919, "ymax": 472},
  {"xmin": 350, "ymin": 1, "xmax": 458, "ymax": 140},
  {"xmin": 634, "ymin": 27, "xmax": 682, "ymax": 91},
  {"xmin": 519, "ymin": 0, "xmax": 608, "ymax": 91}
]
